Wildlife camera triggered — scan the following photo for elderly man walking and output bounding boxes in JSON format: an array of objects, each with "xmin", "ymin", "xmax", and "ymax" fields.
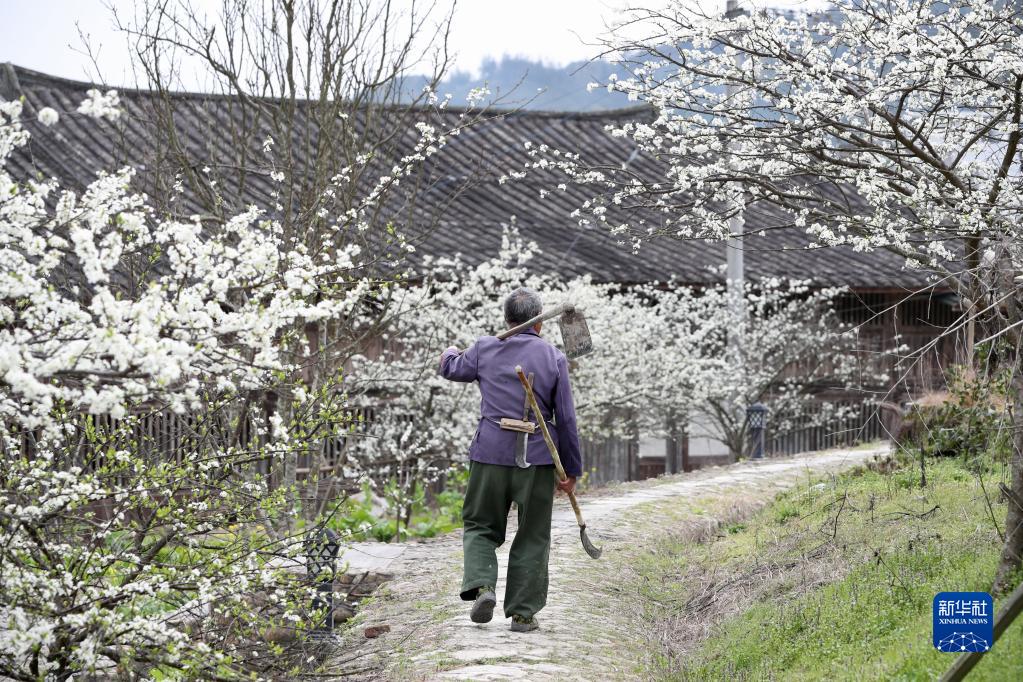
[{"xmin": 439, "ymin": 287, "xmax": 582, "ymax": 633}]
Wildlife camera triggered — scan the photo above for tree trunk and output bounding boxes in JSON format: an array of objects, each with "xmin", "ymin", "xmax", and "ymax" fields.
[
  {"xmin": 994, "ymin": 369, "xmax": 1023, "ymax": 593},
  {"xmin": 280, "ymin": 401, "xmax": 298, "ymax": 533},
  {"xmin": 680, "ymin": 421, "xmax": 691, "ymax": 473},
  {"xmin": 628, "ymin": 412, "xmax": 639, "ymax": 481},
  {"xmin": 303, "ymin": 319, "xmax": 324, "ymax": 522},
  {"xmin": 665, "ymin": 413, "xmax": 677, "ymax": 475},
  {"xmin": 725, "ymin": 420, "xmax": 744, "ymax": 463}
]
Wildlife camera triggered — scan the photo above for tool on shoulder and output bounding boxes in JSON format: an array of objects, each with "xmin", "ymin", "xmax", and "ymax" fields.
[
  {"xmin": 515, "ymin": 365, "xmax": 602, "ymax": 559},
  {"xmin": 513, "ymin": 372, "xmax": 535, "ymax": 468},
  {"xmin": 497, "ymin": 303, "xmax": 593, "ymax": 359}
]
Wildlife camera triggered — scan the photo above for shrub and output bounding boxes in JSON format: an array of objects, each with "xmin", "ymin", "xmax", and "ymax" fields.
[{"xmin": 901, "ymin": 366, "xmax": 1010, "ymax": 461}]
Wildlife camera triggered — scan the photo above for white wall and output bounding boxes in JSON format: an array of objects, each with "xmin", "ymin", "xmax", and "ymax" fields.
[
  {"xmin": 686, "ymin": 413, "xmax": 731, "ymax": 457},
  {"xmin": 636, "ymin": 435, "xmax": 665, "ymax": 458},
  {"xmin": 635, "ymin": 413, "xmax": 731, "ymax": 460}
]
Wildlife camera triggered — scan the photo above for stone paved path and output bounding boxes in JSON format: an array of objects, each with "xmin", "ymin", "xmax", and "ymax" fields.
[{"xmin": 329, "ymin": 446, "xmax": 888, "ymax": 680}]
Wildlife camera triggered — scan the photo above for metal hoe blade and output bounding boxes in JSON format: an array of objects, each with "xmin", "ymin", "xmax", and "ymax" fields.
[
  {"xmin": 558, "ymin": 308, "xmax": 593, "ymax": 359},
  {"xmin": 579, "ymin": 525, "xmax": 603, "ymax": 559}
]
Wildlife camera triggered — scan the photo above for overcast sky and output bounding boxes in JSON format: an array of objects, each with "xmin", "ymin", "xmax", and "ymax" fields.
[{"xmin": 0, "ymin": 0, "xmax": 829, "ymax": 87}]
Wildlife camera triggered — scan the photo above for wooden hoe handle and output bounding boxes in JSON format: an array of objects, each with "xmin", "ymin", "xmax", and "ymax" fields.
[
  {"xmin": 497, "ymin": 303, "xmax": 574, "ymax": 340},
  {"xmin": 515, "ymin": 365, "xmax": 587, "ymax": 528}
]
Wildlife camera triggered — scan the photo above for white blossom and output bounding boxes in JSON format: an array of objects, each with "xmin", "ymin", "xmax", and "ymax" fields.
[
  {"xmin": 76, "ymin": 89, "xmax": 122, "ymax": 121},
  {"xmin": 0, "ymin": 83, "xmax": 466, "ymax": 677},
  {"xmin": 36, "ymin": 107, "xmax": 59, "ymax": 126},
  {"xmin": 355, "ymin": 230, "xmax": 867, "ymax": 499}
]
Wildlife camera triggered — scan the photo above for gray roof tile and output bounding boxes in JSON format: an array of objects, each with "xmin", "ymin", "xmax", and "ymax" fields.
[{"xmin": 2, "ymin": 63, "xmax": 937, "ymax": 291}]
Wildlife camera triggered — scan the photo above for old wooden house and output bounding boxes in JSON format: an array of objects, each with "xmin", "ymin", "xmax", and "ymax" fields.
[{"xmin": 1, "ymin": 63, "xmax": 957, "ymax": 485}]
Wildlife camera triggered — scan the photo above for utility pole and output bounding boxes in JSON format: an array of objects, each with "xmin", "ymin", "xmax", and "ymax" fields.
[
  {"xmin": 725, "ymin": 0, "xmax": 747, "ymax": 462},
  {"xmin": 724, "ymin": 0, "xmax": 745, "ymax": 323},
  {"xmin": 725, "ymin": 0, "xmax": 745, "ymax": 309}
]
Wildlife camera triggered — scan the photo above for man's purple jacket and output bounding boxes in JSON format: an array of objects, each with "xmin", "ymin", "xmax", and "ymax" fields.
[{"xmin": 439, "ymin": 329, "xmax": 583, "ymax": 478}]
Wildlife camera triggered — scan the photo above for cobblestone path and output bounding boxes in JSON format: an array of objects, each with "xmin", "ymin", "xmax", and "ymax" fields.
[{"xmin": 329, "ymin": 446, "xmax": 887, "ymax": 680}]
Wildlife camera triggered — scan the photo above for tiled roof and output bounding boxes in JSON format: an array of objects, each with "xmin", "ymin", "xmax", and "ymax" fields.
[{"xmin": 2, "ymin": 63, "xmax": 936, "ymax": 290}]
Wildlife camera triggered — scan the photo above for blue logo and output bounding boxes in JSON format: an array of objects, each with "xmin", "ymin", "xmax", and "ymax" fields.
[{"xmin": 933, "ymin": 592, "xmax": 994, "ymax": 653}]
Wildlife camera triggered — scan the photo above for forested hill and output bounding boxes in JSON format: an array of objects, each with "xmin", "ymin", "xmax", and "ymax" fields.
[
  {"xmin": 413, "ymin": 7, "xmax": 842, "ymax": 112},
  {"xmin": 407, "ymin": 56, "xmax": 634, "ymax": 112}
]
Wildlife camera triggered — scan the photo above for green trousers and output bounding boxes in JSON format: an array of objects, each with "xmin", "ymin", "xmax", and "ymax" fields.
[{"xmin": 460, "ymin": 461, "xmax": 556, "ymax": 619}]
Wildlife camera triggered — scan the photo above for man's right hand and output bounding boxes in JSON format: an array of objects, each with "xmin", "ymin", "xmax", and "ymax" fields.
[{"xmin": 556, "ymin": 476, "xmax": 576, "ymax": 495}]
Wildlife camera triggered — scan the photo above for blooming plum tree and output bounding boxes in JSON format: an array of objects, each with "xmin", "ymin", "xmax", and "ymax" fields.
[
  {"xmin": 103, "ymin": 0, "xmax": 498, "ymax": 527},
  {"xmin": 0, "ymin": 80, "xmax": 463, "ymax": 677},
  {"xmin": 529, "ymin": 0, "xmax": 1023, "ymax": 591},
  {"xmin": 356, "ymin": 232, "xmax": 866, "ymax": 511}
]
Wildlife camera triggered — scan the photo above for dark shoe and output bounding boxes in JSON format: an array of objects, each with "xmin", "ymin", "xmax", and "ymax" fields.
[
  {"xmin": 470, "ymin": 587, "xmax": 496, "ymax": 623},
  {"xmin": 510, "ymin": 614, "xmax": 539, "ymax": 632}
]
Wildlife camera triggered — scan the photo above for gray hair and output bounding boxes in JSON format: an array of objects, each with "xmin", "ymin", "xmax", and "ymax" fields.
[{"xmin": 504, "ymin": 287, "xmax": 543, "ymax": 326}]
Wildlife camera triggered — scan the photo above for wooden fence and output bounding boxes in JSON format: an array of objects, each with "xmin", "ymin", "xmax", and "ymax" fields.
[
  {"xmin": 578, "ymin": 399, "xmax": 892, "ymax": 487},
  {"xmin": 579, "ymin": 436, "xmax": 632, "ymax": 487},
  {"xmin": 579, "ymin": 429, "xmax": 693, "ymax": 487},
  {"xmin": 767, "ymin": 399, "xmax": 889, "ymax": 456},
  {"xmin": 20, "ymin": 396, "xmax": 892, "ymax": 499}
]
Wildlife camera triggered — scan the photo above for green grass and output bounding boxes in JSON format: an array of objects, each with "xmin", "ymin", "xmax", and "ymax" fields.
[{"xmin": 631, "ymin": 456, "xmax": 1023, "ymax": 681}]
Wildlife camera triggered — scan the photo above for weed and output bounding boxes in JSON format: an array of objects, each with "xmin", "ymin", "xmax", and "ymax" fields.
[
  {"xmin": 327, "ymin": 469, "xmax": 468, "ymax": 542},
  {"xmin": 772, "ymin": 502, "xmax": 801, "ymax": 525}
]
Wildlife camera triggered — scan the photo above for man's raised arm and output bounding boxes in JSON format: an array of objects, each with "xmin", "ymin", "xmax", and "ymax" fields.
[{"xmin": 439, "ymin": 341, "xmax": 480, "ymax": 382}]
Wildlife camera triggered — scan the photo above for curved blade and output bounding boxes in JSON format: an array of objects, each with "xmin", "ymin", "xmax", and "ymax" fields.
[
  {"xmin": 514, "ymin": 433, "xmax": 530, "ymax": 468},
  {"xmin": 579, "ymin": 526, "xmax": 602, "ymax": 559},
  {"xmin": 515, "ymin": 372, "xmax": 534, "ymax": 468}
]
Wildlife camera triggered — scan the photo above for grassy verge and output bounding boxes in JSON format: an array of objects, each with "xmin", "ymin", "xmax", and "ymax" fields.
[{"xmin": 627, "ymin": 454, "xmax": 1022, "ymax": 681}]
